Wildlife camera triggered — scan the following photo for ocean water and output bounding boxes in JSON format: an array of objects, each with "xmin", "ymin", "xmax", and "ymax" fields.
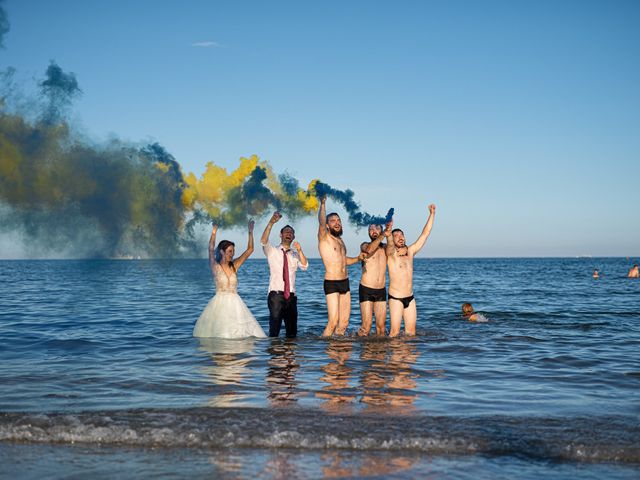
[{"xmin": 1, "ymin": 257, "xmax": 639, "ymax": 479}]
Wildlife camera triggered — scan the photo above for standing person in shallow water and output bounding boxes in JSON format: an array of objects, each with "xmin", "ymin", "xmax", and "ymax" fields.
[
  {"xmin": 260, "ymin": 211, "xmax": 309, "ymax": 338},
  {"xmin": 358, "ymin": 222, "xmax": 392, "ymax": 336},
  {"xmin": 386, "ymin": 204, "xmax": 436, "ymax": 337},
  {"xmin": 193, "ymin": 221, "xmax": 267, "ymax": 339},
  {"xmin": 317, "ymin": 196, "xmax": 363, "ymax": 336}
]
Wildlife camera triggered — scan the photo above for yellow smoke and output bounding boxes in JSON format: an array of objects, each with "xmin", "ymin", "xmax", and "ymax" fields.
[
  {"xmin": 302, "ymin": 180, "xmax": 320, "ymax": 211},
  {"xmin": 182, "ymin": 155, "xmax": 258, "ymax": 216},
  {"xmin": 182, "ymin": 155, "xmax": 320, "ymax": 220}
]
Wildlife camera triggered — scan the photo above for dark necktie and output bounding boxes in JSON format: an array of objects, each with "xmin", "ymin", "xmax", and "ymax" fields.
[{"xmin": 283, "ymin": 249, "xmax": 290, "ymax": 299}]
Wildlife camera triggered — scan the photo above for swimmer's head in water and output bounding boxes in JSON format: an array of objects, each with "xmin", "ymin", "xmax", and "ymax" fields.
[
  {"xmin": 391, "ymin": 228, "xmax": 405, "ymax": 247},
  {"xmin": 368, "ymin": 224, "xmax": 382, "ymax": 241},
  {"xmin": 326, "ymin": 213, "xmax": 343, "ymax": 237},
  {"xmin": 462, "ymin": 303, "xmax": 475, "ymax": 317}
]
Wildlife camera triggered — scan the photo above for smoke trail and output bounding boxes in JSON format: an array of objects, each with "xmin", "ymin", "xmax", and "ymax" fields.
[
  {"xmin": 0, "ymin": 1, "xmax": 9, "ymax": 49},
  {"xmin": 182, "ymin": 166, "xmax": 393, "ymax": 229},
  {"xmin": 312, "ymin": 180, "xmax": 394, "ymax": 226}
]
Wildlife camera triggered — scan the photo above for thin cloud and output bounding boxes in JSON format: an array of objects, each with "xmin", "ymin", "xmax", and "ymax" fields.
[{"xmin": 191, "ymin": 41, "xmax": 219, "ymax": 48}]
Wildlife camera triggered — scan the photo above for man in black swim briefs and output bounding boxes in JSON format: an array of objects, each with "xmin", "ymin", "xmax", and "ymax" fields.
[
  {"xmin": 385, "ymin": 204, "xmax": 436, "ymax": 337},
  {"xmin": 358, "ymin": 222, "xmax": 392, "ymax": 335},
  {"xmin": 317, "ymin": 196, "xmax": 364, "ymax": 336}
]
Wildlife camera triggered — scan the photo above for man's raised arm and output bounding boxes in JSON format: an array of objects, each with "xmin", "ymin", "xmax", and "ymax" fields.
[
  {"xmin": 409, "ymin": 204, "xmax": 436, "ymax": 255},
  {"xmin": 261, "ymin": 211, "xmax": 282, "ymax": 246},
  {"xmin": 317, "ymin": 196, "xmax": 327, "ymax": 239}
]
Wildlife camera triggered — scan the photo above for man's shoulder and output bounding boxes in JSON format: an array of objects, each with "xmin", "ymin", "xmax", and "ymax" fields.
[{"xmin": 262, "ymin": 242, "xmax": 276, "ymax": 253}]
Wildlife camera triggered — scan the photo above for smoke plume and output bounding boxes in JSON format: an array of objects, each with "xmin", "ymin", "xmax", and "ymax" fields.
[
  {"xmin": 312, "ymin": 181, "xmax": 394, "ymax": 226},
  {"xmin": 0, "ymin": 62, "xmax": 392, "ymax": 258}
]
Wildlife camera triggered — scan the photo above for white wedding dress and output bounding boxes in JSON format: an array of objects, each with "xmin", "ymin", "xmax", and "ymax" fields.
[{"xmin": 193, "ymin": 264, "xmax": 267, "ymax": 338}]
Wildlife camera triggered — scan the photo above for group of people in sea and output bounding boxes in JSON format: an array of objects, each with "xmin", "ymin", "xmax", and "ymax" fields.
[{"xmin": 193, "ymin": 198, "xmax": 483, "ymax": 339}]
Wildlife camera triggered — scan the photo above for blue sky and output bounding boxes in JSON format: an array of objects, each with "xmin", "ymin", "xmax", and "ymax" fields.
[{"xmin": 2, "ymin": 0, "xmax": 639, "ymax": 257}]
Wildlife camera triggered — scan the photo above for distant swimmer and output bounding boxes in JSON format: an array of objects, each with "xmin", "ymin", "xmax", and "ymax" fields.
[
  {"xmin": 462, "ymin": 303, "xmax": 478, "ymax": 321},
  {"xmin": 593, "ymin": 269, "xmax": 600, "ymax": 279},
  {"xmin": 628, "ymin": 264, "xmax": 639, "ymax": 278},
  {"xmin": 386, "ymin": 204, "xmax": 436, "ymax": 337},
  {"xmin": 461, "ymin": 303, "xmax": 488, "ymax": 322}
]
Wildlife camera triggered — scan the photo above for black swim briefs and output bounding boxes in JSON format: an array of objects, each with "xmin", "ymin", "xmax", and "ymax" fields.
[
  {"xmin": 358, "ymin": 284, "xmax": 387, "ymax": 303},
  {"xmin": 388, "ymin": 294, "xmax": 415, "ymax": 309},
  {"xmin": 324, "ymin": 278, "xmax": 350, "ymax": 295}
]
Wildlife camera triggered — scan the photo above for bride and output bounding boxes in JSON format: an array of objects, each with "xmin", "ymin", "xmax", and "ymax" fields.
[{"xmin": 193, "ymin": 220, "xmax": 267, "ymax": 338}]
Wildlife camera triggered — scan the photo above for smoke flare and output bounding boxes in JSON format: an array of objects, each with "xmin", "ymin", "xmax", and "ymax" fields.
[{"xmin": 312, "ymin": 181, "xmax": 394, "ymax": 226}]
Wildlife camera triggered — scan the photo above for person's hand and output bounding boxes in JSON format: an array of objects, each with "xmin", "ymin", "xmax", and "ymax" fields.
[
  {"xmin": 428, "ymin": 204, "xmax": 436, "ymax": 215},
  {"xmin": 212, "ymin": 224, "xmax": 218, "ymax": 235},
  {"xmin": 320, "ymin": 195, "xmax": 326, "ymax": 204},
  {"xmin": 248, "ymin": 219, "xmax": 255, "ymax": 233},
  {"xmin": 270, "ymin": 211, "xmax": 282, "ymax": 224},
  {"xmin": 358, "ymin": 252, "xmax": 367, "ymax": 261},
  {"xmin": 383, "ymin": 220, "xmax": 393, "ymax": 237},
  {"xmin": 293, "ymin": 241, "xmax": 302, "ymax": 252}
]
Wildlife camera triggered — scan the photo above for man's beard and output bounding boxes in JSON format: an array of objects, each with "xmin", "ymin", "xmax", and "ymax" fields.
[
  {"xmin": 330, "ymin": 227, "xmax": 343, "ymax": 238},
  {"xmin": 369, "ymin": 232, "xmax": 380, "ymax": 241}
]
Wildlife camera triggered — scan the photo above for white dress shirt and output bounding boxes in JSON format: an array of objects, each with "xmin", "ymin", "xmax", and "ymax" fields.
[{"xmin": 262, "ymin": 242, "xmax": 308, "ymax": 294}]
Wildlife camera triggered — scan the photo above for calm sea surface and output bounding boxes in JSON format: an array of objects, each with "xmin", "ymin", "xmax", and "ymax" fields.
[{"xmin": 1, "ymin": 258, "xmax": 639, "ymax": 479}]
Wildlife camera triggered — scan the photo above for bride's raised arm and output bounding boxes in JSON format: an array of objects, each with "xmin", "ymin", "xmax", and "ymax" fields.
[
  {"xmin": 233, "ymin": 219, "xmax": 255, "ymax": 270},
  {"xmin": 208, "ymin": 224, "xmax": 219, "ymax": 271}
]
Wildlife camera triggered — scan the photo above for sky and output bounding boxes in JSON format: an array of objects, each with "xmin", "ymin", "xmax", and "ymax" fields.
[{"xmin": 1, "ymin": 0, "xmax": 639, "ymax": 258}]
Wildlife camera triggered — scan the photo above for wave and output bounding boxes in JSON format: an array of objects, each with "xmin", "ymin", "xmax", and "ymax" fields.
[{"xmin": 1, "ymin": 408, "xmax": 638, "ymax": 463}]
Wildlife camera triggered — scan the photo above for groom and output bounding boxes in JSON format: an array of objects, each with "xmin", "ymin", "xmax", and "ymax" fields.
[{"xmin": 261, "ymin": 211, "xmax": 309, "ymax": 337}]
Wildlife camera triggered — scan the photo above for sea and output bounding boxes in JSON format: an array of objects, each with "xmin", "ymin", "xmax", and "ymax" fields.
[{"xmin": 0, "ymin": 257, "xmax": 639, "ymax": 479}]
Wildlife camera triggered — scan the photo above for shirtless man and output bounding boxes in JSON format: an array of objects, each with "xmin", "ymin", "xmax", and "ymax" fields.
[
  {"xmin": 318, "ymin": 197, "xmax": 363, "ymax": 336},
  {"xmin": 628, "ymin": 264, "xmax": 639, "ymax": 278},
  {"xmin": 358, "ymin": 223, "xmax": 392, "ymax": 336},
  {"xmin": 386, "ymin": 204, "xmax": 436, "ymax": 337}
]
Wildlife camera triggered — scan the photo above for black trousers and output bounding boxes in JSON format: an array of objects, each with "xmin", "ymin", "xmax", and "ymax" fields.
[{"xmin": 268, "ymin": 291, "xmax": 298, "ymax": 338}]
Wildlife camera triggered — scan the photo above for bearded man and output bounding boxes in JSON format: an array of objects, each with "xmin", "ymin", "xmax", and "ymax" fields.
[
  {"xmin": 317, "ymin": 196, "xmax": 363, "ymax": 336},
  {"xmin": 358, "ymin": 222, "xmax": 392, "ymax": 335}
]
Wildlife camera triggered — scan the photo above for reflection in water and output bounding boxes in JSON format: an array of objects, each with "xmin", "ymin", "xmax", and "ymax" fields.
[
  {"xmin": 317, "ymin": 340, "xmax": 356, "ymax": 413},
  {"xmin": 205, "ymin": 450, "xmax": 419, "ymax": 479},
  {"xmin": 264, "ymin": 450, "xmax": 301, "ymax": 479},
  {"xmin": 321, "ymin": 451, "xmax": 417, "ymax": 478},
  {"xmin": 207, "ymin": 451, "xmax": 243, "ymax": 477},
  {"xmin": 266, "ymin": 340, "xmax": 300, "ymax": 406},
  {"xmin": 198, "ymin": 337, "xmax": 257, "ymax": 407},
  {"xmin": 359, "ymin": 338, "xmax": 420, "ymax": 413}
]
